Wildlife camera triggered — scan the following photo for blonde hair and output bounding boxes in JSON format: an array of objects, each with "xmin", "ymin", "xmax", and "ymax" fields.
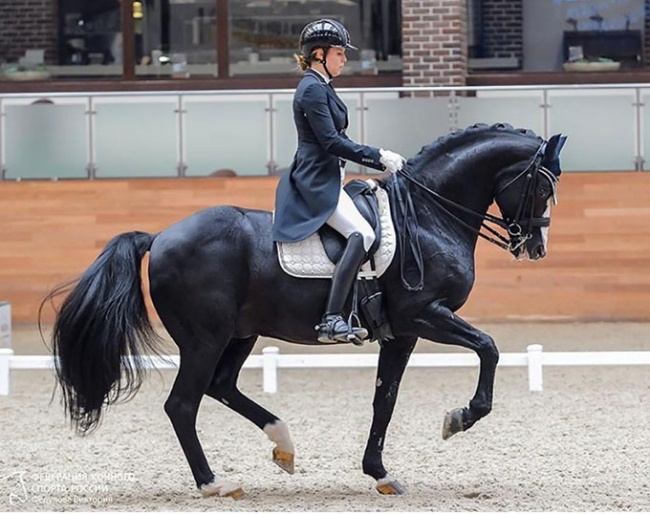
[{"xmin": 294, "ymin": 53, "xmax": 311, "ymax": 71}]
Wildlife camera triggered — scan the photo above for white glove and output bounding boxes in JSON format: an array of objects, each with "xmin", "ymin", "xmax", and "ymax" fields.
[{"xmin": 379, "ymin": 149, "xmax": 406, "ymax": 174}]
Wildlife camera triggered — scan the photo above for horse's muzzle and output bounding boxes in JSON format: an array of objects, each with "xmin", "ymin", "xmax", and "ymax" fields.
[
  {"xmin": 525, "ymin": 235, "xmax": 547, "ymax": 260},
  {"xmin": 527, "ymin": 243, "xmax": 546, "ymax": 260},
  {"xmin": 510, "ymin": 234, "xmax": 546, "ymax": 260}
]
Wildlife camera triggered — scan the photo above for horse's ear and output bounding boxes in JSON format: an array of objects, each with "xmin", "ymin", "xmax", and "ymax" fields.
[
  {"xmin": 542, "ymin": 134, "xmax": 567, "ymax": 176},
  {"xmin": 544, "ymin": 134, "xmax": 567, "ymax": 160}
]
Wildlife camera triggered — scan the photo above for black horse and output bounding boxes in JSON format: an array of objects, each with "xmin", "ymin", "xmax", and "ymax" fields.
[{"xmin": 47, "ymin": 123, "xmax": 566, "ymax": 498}]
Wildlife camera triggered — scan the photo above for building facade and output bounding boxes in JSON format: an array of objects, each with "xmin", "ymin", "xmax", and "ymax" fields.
[{"xmin": 0, "ymin": 0, "xmax": 649, "ymax": 90}]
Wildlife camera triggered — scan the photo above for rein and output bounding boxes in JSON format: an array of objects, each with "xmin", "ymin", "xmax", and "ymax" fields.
[
  {"xmin": 389, "ymin": 143, "xmax": 555, "ymax": 291},
  {"xmin": 395, "ymin": 168, "xmax": 512, "ymax": 250}
]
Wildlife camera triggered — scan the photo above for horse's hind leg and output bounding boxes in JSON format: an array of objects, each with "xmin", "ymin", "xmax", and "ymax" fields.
[
  {"xmin": 164, "ymin": 341, "xmax": 245, "ymax": 499},
  {"xmin": 414, "ymin": 301, "xmax": 500, "ymax": 439},
  {"xmin": 206, "ymin": 336, "xmax": 296, "ymax": 474}
]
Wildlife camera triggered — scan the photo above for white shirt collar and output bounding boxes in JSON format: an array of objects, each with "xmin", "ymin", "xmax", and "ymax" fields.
[{"xmin": 310, "ymin": 68, "xmax": 331, "ymax": 84}]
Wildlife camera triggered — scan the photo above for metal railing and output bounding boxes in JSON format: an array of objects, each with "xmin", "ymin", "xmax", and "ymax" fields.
[{"xmin": 1, "ymin": 83, "xmax": 648, "ymax": 180}]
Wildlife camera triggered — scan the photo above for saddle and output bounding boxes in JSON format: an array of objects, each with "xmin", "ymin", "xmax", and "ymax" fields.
[{"xmin": 277, "ymin": 179, "xmax": 396, "ymax": 280}]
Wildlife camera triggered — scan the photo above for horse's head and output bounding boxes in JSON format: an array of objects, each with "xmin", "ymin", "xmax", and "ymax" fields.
[{"xmin": 494, "ymin": 133, "xmax": 567, "ymax": 260}]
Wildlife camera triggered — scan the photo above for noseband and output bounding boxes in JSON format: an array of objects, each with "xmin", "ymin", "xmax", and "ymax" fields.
[{"xmin": 390, "ymin": 142, "xmax": 558, "ymax": 290}]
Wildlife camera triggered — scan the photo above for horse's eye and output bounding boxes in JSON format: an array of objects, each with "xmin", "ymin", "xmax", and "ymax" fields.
[{"xmin": 537, "ymin": 188, "xmax": 548, "ymax": 197}]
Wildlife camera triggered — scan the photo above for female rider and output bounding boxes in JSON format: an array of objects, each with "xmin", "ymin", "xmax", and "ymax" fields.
[{"xmin": 272, "ymin": 19, "xmax": 405, "ymax": 344}]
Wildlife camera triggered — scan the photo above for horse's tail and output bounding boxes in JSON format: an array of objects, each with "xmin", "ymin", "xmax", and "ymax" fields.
[{"xmin": 43, "ymin": 231, "xmax": 161, "ymax": 434}]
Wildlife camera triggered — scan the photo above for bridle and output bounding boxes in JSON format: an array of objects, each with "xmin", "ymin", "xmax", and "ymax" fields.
[
  {"xmin": 390, "ymin": 141, "xmax": 559, "ymax": 291},
  {"xmin": 492, "ymin": 142, "xmax": 560, "ymax": 253}
]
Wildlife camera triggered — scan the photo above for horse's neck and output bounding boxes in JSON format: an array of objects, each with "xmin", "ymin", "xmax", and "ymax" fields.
[{"xmin": 417, "ymin": 146, "xmax": 501, "ymax": 232}]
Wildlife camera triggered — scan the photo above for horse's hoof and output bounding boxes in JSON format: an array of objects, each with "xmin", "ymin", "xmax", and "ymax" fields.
[
  {"xmin": 273, "ymin": 447, "xmax": 295, "ymax": 474},
  {"xmin": 442, "ymin": 408, "xmax": 465, "ymax": 440},
  {"xmin": 200, "ymin": 479, "xmax": 246, "ymax": 500},
  {"xmin": 225, "ymin": 488, "xmax": 245, "ymax": 500},
  {"xmin": 376, "ymin": 475, "xmax": 406, "ymax": 495}
]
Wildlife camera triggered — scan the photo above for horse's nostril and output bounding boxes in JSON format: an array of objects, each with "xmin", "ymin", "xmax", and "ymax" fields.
[{"xmin": 527, "ymin": 244, "xmax": 543, "ymax": 260}]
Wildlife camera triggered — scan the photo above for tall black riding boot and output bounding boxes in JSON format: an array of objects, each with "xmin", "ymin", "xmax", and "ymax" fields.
[{"xmin": 317, "ymin": 232, "xmax": 369, "ymax": 344}]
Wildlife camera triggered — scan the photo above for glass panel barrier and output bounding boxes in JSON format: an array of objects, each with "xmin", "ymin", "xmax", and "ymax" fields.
[
  {"xmin": 365, "ymin": 93, "xmax": 450, "ymax": 165},
  {"xmin": 638, "ymin": 89, "xmax": 650, "ymax": 171},
  {"xmin": 271, "ymin": 94, "xmax": 295, "ymax": 176},
  {"xmin": 184, "ymin": 95, "xmax": 269, "ymax": 176},
  {"xmin": 4, "ymin": 100, "xmax": 88, "ymax": 179},
  {"xmin": 457, "ymin": 91, "xmax": 544, "ymax": 136},
  {"xmin": 1, "ymin": 85, "xmax": 647, "ymax": 181},
  {"xmin": 547, "ymin": 89, "xmax": 636, "ymax": 172},
  {"xmin": 94, "ymin": 97, "xmax": 178, "ymax": 177}
]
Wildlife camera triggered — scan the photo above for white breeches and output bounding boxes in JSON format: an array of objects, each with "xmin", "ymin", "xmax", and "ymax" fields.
[{"xmin": 325, "ymin": 189, "xmax": 375, "ymax": 252}]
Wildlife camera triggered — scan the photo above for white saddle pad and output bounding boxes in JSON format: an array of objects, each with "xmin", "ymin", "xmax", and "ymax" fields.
[{"xmin": 277, "ymin": 181, "xmax": 396, "ymax": 279}]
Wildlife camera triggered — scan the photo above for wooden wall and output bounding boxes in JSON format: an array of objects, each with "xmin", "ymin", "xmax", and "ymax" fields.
[{"xmin": 1, "ymin": 173, "xmax": 649, "ymax": 324}]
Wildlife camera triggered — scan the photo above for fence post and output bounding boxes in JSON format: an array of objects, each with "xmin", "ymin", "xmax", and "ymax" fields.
[
  {"xmin": 527, "ymin": 344, "xmax": 543, "ymax": 392},
  {"xmin": 263, "ymin": 346, "xmax": 279, "ymax": 394},
  {"xmin": 0, "ymin": 302, "xmax": 11, "ymax": 348},
  {"xmin": 0, "ymin": 348, "xmax": 13, "ymax": 395}
]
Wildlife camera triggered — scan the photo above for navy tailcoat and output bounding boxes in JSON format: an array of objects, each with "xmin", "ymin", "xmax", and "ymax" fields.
[{"xmin": 272, "ymin": 69, "xmax": 385, "ymax": 243}]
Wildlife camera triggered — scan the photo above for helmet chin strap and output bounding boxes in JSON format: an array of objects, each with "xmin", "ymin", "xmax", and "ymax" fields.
[{"xmin": 312, "ymin": 48, "xmax": 333, "ymax": 80}]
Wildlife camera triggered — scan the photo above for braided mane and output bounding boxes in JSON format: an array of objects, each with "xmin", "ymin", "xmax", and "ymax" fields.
[{"xmin": 407, "ymin": 123, "xmax": 543, "ymax": 173}]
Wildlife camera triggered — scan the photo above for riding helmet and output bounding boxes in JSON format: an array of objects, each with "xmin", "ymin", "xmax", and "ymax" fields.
[{"xmin": 299, "ymin": 19, "xmax": 357, "ymax": 56}]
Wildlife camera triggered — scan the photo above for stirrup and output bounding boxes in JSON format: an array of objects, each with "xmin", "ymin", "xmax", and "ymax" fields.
[
  {"xmin": 316, "ymin": 314, "xmax": 368, "ymax": 345},
  {"xmin": 345, "ymin": 311, "xmax": 367, "ymax": 346}
]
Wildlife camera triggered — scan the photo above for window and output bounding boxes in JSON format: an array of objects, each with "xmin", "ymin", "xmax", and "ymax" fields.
[
  {"xmin": 228, "ymin": 0, "xmax": 401, "ymax": 77},
  {"xmin": 57, "ymin": 0, "xmax": 123, "ymax": 78},
  {"xmin": 468, "ymin": 0, "xmax": 646, "ymax": 74},
  {"xmin": 136, "ymin": 0, "xmax": 220, "ymax": 78},
  {"xmin": 1, "ymin": 0, "xmax": 401, "ymax": 83},
  {"xmin": 523, "ymin": 0, "xmax": 644, "ymax": 72}
]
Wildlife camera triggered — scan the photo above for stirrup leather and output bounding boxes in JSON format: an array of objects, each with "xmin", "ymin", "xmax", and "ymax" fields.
[{"xmin": 316, "ymin": 314, "xmax": 368, "ymax": 345}]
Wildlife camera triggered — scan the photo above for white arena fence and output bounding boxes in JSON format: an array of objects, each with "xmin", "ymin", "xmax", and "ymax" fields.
[{"xmin": 2, "ymin": 345, "xmax": 650, "ymax": 396}]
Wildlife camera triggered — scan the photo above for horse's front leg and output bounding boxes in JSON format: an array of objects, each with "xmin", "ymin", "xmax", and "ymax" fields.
[
  {"xmin": 414, "ymin": 301, "xmax": 499, "ymax": 439},
  {"xmin": 362, "ymin": 335, "xmax": 417, "ymax": 495}
]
